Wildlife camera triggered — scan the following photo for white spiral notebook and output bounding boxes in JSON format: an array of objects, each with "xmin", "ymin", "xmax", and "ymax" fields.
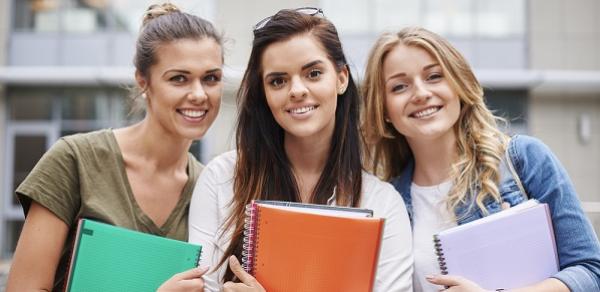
[{"xmin": 434, "ymin": 200, "xmax": 559, "ymax": 290}]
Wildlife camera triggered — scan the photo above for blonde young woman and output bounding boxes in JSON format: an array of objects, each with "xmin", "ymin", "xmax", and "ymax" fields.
[
  {"xmin": 7, "ymin": 3, "xmax": 223, "ymax": 291},
  {"xmin": 362, "ymin": 27, "xmax": 600, "ymax": 292}
]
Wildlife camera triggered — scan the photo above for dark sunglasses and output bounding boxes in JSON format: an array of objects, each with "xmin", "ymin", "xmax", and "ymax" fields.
[{"xmin": 253, "ymin": 7, "xmax": 324, "ymax": 31}]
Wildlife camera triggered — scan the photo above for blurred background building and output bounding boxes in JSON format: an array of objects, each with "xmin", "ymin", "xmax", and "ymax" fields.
[{"xmin": 0, "ymin": 0, "xmax": 598, "ymax": 265}]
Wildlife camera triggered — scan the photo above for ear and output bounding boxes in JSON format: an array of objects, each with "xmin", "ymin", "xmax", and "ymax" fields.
[
  {"xmin": 135, "ymin": 70, "xmax": 148, "ymax": 93},
  {"xmin": 336, "ymin": 64, "xmax": 349, "ymax": 95}
]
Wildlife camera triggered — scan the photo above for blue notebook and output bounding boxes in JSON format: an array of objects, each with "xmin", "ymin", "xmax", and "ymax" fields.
[{"xmin": 65, "ymin": 219, "xmax": 202, "ymax": 292}]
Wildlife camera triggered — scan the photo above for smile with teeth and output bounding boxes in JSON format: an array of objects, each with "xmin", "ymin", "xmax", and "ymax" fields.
[
  {"xmin": 179, "ymin": 109, "xmax": 207, "ymax": 118},
  {"xmin": 288, "ymin": 105, "xmax": 317, "ymax": 114},
  {"xmin": 411, "ymin": 106, "xmax": 442, "ymax": 118}
]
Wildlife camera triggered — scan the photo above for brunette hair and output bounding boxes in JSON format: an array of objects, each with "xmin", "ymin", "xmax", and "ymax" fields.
[
  {"xmin": 221, "ymin": 8, "xmax": 363, "ymax": 281},
  {"xmin": 134, "ymin": 2, "xmax": 222, "ymax": 79}
]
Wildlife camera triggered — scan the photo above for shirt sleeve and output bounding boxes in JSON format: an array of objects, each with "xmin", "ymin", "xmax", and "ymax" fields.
[
  {"xmin": 512, "ymin": 135, "xmax": 600, "ymax": 291},
  {"xmin": 16, "ymin": 138, "xmax": 81, "ymax": 227},
  {"xmin": 188, "ymin": 158, "xmax": 229, "ymax": 292},
  {"xmin": 371, "ymin": 182, "xmax": 414, "ymax": 292}
]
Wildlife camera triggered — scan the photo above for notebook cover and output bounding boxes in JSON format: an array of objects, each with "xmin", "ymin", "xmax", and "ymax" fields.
[
  {"xmin": 250, "ymin": 203, "xmax": 384, "ymax": 292},
  {"xmin": 64, "ymin": 219, "xmax": 202, "ymax": 292},
  {"xmin": 435, "ymin": 203, "xmax": 558, "ymax": 290}
]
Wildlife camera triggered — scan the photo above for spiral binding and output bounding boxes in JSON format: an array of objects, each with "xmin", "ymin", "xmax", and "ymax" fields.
[
  {"xmin": 433, "ymin": 235, "xmax": 448, "ymax": 275},
  {"xmin": 196, "ymin": 248, "xmax": 203, "ymax": 268},
  {"xmin": 241, "ymin": 202, "xmax": 259, "ymax": 274}
]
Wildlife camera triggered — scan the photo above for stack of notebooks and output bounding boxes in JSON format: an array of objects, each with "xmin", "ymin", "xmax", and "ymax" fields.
[
  {"xmin": 433, "ymin": 200, "xmax": 559, "ymax": 290},
  {"xmin": 241, "ymin": 200, "xmax": 385, "ymax": 292},
  {"xmin": 64, "ymin": 219, "xmax": 202, "ymax": 292}
]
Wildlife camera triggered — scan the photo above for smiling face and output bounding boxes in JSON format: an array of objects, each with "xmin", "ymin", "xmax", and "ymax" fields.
[
  {"xmin": 260, "ymin": 34, "xmax": 348, "ymax": 143},
  {"xmin": 137, "ymin": 38, "xmax": 223, "ymax": 141},
  {"xmin": 383, "ymin": 44, "xmax": 460, "ymax": 144}
]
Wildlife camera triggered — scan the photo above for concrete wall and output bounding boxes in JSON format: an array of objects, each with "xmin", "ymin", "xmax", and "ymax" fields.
[{"xmin": 529, "ymin": 0, "xmax": 600, "ymax": 236}]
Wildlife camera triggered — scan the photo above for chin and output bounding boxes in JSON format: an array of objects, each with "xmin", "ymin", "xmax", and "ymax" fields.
[
  {"xmin": 284, "ymin": 128, "xmax": 318, "ymax": 139},
  {"xmin": 178, "ymin": 128, "xmax": 209, "ymax": 141}
]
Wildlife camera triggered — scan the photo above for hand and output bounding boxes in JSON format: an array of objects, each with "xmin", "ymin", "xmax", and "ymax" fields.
[
  {"xmin": 157, "ymin": 266, "xmax": 209, "ymax": 292},
  {"xmin": 222, "ymin": 256, "xmax": 266, "ymax": 292},
  {"xmin": 426, "ymin": 274, "xmax": 490, "ymax": 292}
]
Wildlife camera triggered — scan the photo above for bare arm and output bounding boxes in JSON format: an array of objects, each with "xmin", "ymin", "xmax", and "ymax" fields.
[{"xmin": 6, "ymin": 202, "xmax": 69, "ymax": 292}]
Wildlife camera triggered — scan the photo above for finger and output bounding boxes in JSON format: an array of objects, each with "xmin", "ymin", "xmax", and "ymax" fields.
[
  {"xmin": 177, "ymin": 278, "xmax": 205, "ymax": 291},
  {"xmin": 426, "ymin": 274, "xmax": 462, "ymax": 286},
  {"xmin": 173, "ymin": 266, "xmax": 210, "ymax": 280},
  {"xmin": 501, "ymin": 202, "xmax": 511, "ymax": 210},
  {"xmin": 223, "ymin": 281, "xmax": 244, "ymax": 292},
  {"xmin": 229, "ymin": 255, "xmax": 259, "ymax": 286}
]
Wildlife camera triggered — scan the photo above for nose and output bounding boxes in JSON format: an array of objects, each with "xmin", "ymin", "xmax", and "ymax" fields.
[
  {"xmin": 289, "ymin": 75, "xmax": 308, "ymax": 99},
  {"xmin": 188, "ymin": 80, "xmax": 208, "ymax": 103},
  {"xmin": 412, "ymin": 80, "xmax": 432, "ymax": 103}
]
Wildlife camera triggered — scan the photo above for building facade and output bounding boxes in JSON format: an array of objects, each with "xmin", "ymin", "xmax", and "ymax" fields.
[{"xmin": 0, "ymin": 0, "xmax": 598, "ymax": 258}]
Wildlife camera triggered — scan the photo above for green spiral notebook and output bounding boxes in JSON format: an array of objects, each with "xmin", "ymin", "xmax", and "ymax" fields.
[{"xmin": 64, "ymin": 219, "xmax": 202, "ymax": 292}]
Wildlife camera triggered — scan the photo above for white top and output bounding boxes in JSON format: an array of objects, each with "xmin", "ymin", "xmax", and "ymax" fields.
[
  {"xmin": 411, "ymin": 180, "xmax": 457, "ymax": 292},
  {"xmin": 188, "ymin": 150, "xmax": 413, "ymax": 292}
]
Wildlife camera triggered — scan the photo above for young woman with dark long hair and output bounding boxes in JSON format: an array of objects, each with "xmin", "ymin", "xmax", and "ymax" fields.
[{"xmin": 189, "ymin": 8, "xmax": 413, "ymax": 292}]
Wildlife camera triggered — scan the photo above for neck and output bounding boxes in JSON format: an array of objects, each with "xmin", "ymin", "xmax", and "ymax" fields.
[
  {"xmin": 118, "ymin": 117, "xmax": 192, "ymax": 171},
  {"xmin": 407, "ymin": 132, "xmax": 457, "ymax": 186},
  {"xmin": 284, "ymin": 133, "xmax": 332, "ymax": 202}
]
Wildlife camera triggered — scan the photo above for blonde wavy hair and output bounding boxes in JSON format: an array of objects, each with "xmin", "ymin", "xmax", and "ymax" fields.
[{"xmin": 362, "ymin": 27, "xmax": 509, "ymax": 215}]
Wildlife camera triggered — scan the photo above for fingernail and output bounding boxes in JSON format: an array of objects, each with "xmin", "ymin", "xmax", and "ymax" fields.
[
  {"xmin": 425, "ymin": 275, "xmax": 435, "ymax": 280},
  {"xmin": 199, "ymin": 265, "xmax": 210, "ymax": 272}
]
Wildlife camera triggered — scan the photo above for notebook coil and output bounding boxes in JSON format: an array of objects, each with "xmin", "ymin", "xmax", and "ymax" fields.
[
  {"xmin": 241, "ymin": 202, "xmax": 259, "ymax": 275},
  {"xmin": 196, "ymin": 249, "xmax": 203, "ymax": 268},
  {"xmin": 433, "ymin": 235, "xmax": 448, "ymax": 275}
]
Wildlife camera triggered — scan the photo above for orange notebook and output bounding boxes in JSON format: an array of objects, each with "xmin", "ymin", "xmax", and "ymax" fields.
[{"xmin": 242, "ymin": 200, "xmax": 384, "ymax": 292}]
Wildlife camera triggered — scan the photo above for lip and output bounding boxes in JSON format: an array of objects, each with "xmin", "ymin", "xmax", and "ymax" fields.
[
  {"xmin": 409, "ymin": 105, "xmax": 443, "ymax": 119},
  {"xmin": 285, "ymin": 104, "xmax": 319, "ymax": 118},
  {"xmin": 177, "ymin": 108, "xmax": 209, "ymax": 122}
]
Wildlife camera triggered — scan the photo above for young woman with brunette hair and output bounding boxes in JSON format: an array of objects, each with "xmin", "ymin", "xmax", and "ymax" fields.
[
  {"xmin": 7, "ymin": 3, "xmax": 223, "ymax": 291},
  {"xmin": 362, "ymin": 26, "xmax": 600, "ymax": 292},
  {"xmin": 189, "ymin": 8, "xmax": 412, "ymax": 292}
]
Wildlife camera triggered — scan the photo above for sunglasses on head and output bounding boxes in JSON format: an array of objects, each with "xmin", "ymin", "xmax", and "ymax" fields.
[{"xmin": 253, "ymin": 7, "xmax": 324, "ymax": 32}]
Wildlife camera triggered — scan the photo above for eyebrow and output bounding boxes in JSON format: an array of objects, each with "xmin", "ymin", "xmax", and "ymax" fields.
[
  {"xmin": 162, "ymin": 68, "xmax": 222, "ymax": 77},
  {"xmin": 264, "ymin": 60, "xmax": 324, "ymax": 79},
  {"xmin": 302, "ymin": 60, "xmax": 323, "ymax": 70},
  {"xmin": 385, "ymin": 63, "xmax": 441, "ymax": 84}
]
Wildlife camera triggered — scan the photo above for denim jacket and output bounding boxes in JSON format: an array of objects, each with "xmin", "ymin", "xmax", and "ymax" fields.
[{"xmin": 391, "ymin": 135, "xmax": 600, "ymax": 291}]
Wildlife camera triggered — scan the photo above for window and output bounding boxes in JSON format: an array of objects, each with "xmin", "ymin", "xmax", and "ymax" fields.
[
  {"xmin": 320, "ymin": 0, "xmax": 526, "ymax": 38},
  {"xmin": 109, "ymin": 0, "xmax": 216, "ymax": 33},
  {"xmin": 13, "ymin": 0, "xmax": 109, "ymax": 32},
  {"xmin": 12, "ymin": 0, "xmax": 215, "ymax": 33},
  {"xmin": 484, "ymin": 89, "xmax": 528, "ymax": 134}
]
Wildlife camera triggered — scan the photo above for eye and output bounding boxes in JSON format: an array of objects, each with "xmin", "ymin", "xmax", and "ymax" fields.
[
  {"xmin": 202, "ymin": 74, "xmax": 222, "ymax": 84},
  {"xmin": 427, "ymin": 72, "xmax": 443, "ymax": 81},
  {"xmin": 307, "ymin": 69, "xmax": 322, "ymax": 79},
  {"xmin": 269, "ymin": 77, "xmax": 286, "ymax": 88},
  {"xmin": 169, "ymin": 75, "xmax": 187, "ymax": 83},
  {"xmin": 391, "ymin": 83, "xmax": 408, "ymax": 93}
]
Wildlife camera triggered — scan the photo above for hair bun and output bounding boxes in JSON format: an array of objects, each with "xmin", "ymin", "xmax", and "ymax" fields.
[{"xmin": 142, "ymin": 2, "xmax": 181, "ymax": 26}]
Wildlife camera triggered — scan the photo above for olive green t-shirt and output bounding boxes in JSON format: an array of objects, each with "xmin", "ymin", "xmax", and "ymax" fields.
[{"xmin": 16, "ymin": 129, "xmax": 203, "ymax": 291}]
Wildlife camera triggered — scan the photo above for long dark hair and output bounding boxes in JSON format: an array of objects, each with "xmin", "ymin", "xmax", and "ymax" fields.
[{"xmin": 220, "ymin": 9, "xmax": 363, "ymax": 281}]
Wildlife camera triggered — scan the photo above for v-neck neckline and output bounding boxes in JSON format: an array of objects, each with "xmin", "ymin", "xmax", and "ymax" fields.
[{"xmin": 107, "ymin": 129, "xmax": 194, "ymax": 236}]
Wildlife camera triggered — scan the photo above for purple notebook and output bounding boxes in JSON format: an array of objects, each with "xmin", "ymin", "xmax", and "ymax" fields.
[{"xmin": 434, "ymin": 201, "xmax": 559, "ymax": 290}]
